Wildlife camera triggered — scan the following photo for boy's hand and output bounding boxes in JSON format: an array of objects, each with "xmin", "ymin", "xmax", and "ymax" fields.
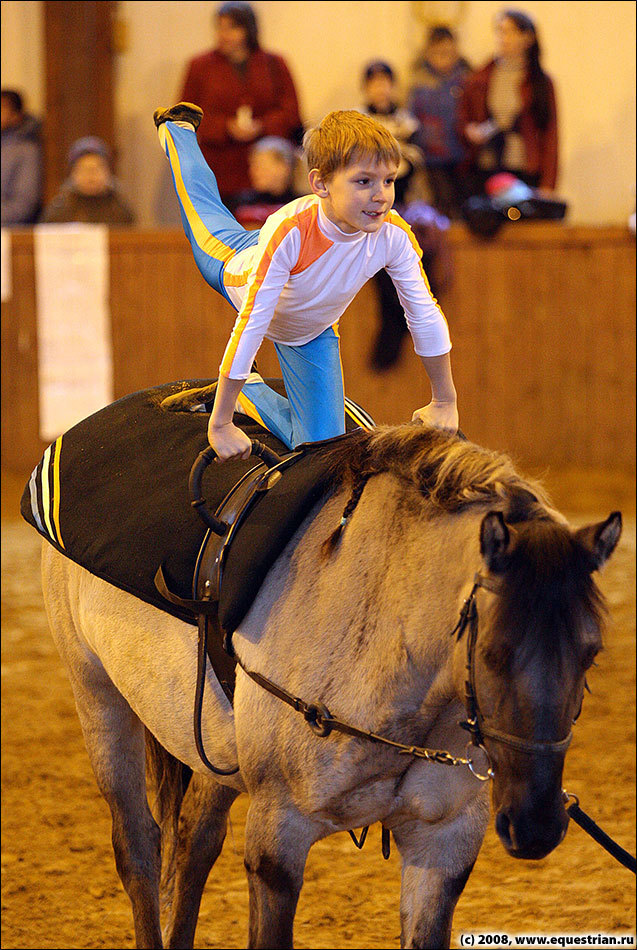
[
  {"xmin": 208, "ymin": 421, "xmax": 253, "ymax": 461},
  {"xmin": 412, "ymin": 400, "xmax": 459, "ymax": 434}
]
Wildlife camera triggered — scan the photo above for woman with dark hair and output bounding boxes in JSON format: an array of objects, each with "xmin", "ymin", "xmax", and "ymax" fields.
[
  {"xmin": 458, "ymin": 8, "xmax": 558, "ymax": 194},
  {"xmin": 180, "ymin": 1, "xmax": 302, "ymax": 207}
]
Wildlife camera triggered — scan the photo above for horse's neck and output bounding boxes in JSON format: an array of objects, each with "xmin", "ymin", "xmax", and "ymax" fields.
[{"xmin": 236, "ymin": 475, "xmax": 480, "ymax": 728}]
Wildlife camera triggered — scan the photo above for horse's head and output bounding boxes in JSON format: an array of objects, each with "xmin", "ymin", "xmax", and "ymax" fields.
[{"xmin": 457, "ymin": 507, "xmax": 622, "ymax": 861}]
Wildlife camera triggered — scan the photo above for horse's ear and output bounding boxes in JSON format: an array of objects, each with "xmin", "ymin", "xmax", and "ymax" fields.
[
  {"xmin": 575, "ymin": 511, "xmax": 622, "ymax": 571},
  {"xmin": 480, "ymin": 511, "xmax": 511, "ymax": 574}
]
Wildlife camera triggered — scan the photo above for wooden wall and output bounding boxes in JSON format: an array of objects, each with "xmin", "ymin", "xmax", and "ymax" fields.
[{"xmin": 2, "ymin": 224, "xmax": 635, "ymax": 480}]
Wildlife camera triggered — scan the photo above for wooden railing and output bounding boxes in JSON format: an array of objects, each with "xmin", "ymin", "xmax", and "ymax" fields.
[{"xmin": 2, "ymin": 224, "xmax": 635, "ymax": 477}]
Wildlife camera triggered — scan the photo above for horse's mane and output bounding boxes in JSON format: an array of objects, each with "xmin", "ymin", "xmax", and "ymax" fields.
[
  {"xmin": 323, "ymin": 426, "xmax": 607, "ymax": 656},
  {"xmin": 323, "ymin": 425, "xmax": 552, "ymax": 539},
  {"xmin": 323, "ymin": 426, "xmax": 607, "ymax": 660}
]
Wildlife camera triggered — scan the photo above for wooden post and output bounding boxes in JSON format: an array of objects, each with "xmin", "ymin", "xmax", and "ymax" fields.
[{"xmin": 43, "ymin": 0, "xmax": 116, "ymax": 203}]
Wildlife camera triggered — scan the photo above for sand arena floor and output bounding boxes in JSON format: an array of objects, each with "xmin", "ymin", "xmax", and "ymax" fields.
[{"xmin": 1, "ymin": 469, "xmax": 635, "ymax": 950}]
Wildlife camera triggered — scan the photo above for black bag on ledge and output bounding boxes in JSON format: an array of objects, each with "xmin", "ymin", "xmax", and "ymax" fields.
[{"xmin": 461, "ymin": 173, "xmax": 568, "ymax": 238}]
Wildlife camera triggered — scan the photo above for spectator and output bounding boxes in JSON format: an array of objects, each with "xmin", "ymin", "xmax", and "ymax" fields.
[
  {"xmin": 233, "ymin": 136, "xmax": 299, "ymax": 228},
  {"xmin": 1, "ymin": 89, "xmax": 43, "ymax": 226},
  {"xmin": 356, "ymin": 62, "xmax": 451, "ymax": 373},
  {"xmin": 408, "ymin": 26, "xmax": 471, "ymax": 219},
  {"xmin": 459, "ymin": 8, "xmax": 558, "ymax": 196},
  {"xmin": 359, "ymin": 60, "xmax": 422, "ymax": 204},
  {"xmin": 41, "ymin": 137, "xmax": 135, "ymax": 225},
  {"xmin": 180, "ymin": 0, "xmax": 303, "ymax": 209}
]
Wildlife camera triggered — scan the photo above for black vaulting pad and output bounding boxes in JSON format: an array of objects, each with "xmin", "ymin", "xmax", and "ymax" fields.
[{"xmin": 21, "ymin": 380, "xmax": 359, "ymax": 630}]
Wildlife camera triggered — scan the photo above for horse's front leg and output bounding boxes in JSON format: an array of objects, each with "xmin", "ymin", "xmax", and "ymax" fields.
[
  {"xmin": 392, "ymin": 796, "xmax": 489, "ymax": 949},
  {"xmin": 244, "ymin": 795, "xmax": 315, "ymax": 949}
]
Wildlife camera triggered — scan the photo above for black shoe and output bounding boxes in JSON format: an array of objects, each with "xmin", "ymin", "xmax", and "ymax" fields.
[{"xmin": 153, "ymin": 102, "xmax": 203, "ymax": 130}]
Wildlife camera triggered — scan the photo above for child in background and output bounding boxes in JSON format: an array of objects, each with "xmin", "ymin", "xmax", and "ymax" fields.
[
  {"xmin": 154, "ymin": 103, "xmax": 458, "ymax": 460},
  {"xmin": 359, "ymin": 60, "xmax": 422, "ymax": 205},
  {"xmin": 41, "ymin": 137, "xmax": 135, "ymax": 225},
  {"xmin": 233, "ymin": 136, "xmax": 298, "ymax": 228},
  {"xmin": 409, "ymin": 26, "xmax": 471, "ymax": 219}
]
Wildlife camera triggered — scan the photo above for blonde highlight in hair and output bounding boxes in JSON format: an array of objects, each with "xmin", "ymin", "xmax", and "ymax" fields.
[{"xmin": 303, "ymin": 110, "xmax": 401, "ymax": 179}]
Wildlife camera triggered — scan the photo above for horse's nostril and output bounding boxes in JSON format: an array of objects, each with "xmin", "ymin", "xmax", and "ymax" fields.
[{"xmin": 495, "ymin": 812, "xmax": 512, "ymax": 848}]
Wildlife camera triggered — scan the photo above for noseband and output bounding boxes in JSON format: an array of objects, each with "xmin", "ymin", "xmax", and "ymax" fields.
[{"xmin": 453, "ymin": 574, "xmax": 574, "ymax": 758}]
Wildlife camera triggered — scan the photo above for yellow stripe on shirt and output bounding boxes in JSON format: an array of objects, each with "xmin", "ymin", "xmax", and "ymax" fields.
[
  {"xmin": 387, "ymin": 212, "xmax": 447, "ymax": 321},
  {"xmin": 220, "ymin": 218, "xmax": 297, "ymax": 375},
  {"xmin": 160, "ymin": 125, "xmax": 236, "ymax": 264}
]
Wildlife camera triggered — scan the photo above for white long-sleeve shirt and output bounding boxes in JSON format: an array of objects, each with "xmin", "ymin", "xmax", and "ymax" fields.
[{"xmin": 220, "ymin": 194, "xmax": 451, "ymax": 379}]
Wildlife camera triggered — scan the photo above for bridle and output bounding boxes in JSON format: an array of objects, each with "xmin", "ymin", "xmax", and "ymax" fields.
[
  {"xmin": 230, "ymin": 573, "xmax": 575, "ymax": 787},
  {"xmin": 454, "ymin": 573, "xmax": 574, "ymax": 761}
]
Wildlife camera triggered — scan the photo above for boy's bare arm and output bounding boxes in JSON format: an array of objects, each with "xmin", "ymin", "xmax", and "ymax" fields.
[
  {"xmin": 208, "ymin": 375, "xmax": 253, "ymax": 460},
  {"xmin": 413, "ymin": 352, "xmax": 459, "ymax": 433}
]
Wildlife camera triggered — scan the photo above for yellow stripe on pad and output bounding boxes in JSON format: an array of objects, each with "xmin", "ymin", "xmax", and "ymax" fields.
[
  {"xmin": 52, "ymin": 435, "xmax": 65, "ymax": 549},
  {"xmin": 345, "ymin": 402, "xmax": 373, "ymax": 431},
  {"xmin": 41, "ymin": 444, "xmax": 55, "ymax": 544},
  {"xmin": 160, "ymin": 124, "xmax": 236, "ymax": 264}
]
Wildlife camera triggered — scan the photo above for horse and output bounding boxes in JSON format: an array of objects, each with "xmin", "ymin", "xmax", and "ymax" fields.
[{"xmin": 38, "ymin": 423, "xmax": 622, "ymax": 949}]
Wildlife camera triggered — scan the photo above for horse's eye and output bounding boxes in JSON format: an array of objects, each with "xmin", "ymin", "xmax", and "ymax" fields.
[{"xmin": 581, "ymin": 643, "xmax": 600, "ymax": 671}]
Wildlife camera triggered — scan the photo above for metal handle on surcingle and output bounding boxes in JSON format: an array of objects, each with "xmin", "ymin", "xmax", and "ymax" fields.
[{"xmin": 188, "ymin": 447, "xmax": 229, "ymax": 535}]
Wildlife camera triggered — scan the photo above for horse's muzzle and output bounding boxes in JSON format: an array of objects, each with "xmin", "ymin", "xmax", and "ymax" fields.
[{"xmin": 495, "ymin": 805, "xmax": 569, "ymax": 860}]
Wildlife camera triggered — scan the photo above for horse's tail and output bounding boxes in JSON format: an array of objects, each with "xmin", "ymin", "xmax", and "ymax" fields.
[{"xmin": 145, "ymin": 729, "xmax": 192, "ymax": 906}]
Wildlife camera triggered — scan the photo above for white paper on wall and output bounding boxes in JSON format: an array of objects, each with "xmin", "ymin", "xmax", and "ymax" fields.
[
  {"xmin": 1, "ymin": 229, "xmax": 11, "ymax": 302},
  {"xmin": 34, "ymin": 224, "xmax": 113, "ymax": 442}
]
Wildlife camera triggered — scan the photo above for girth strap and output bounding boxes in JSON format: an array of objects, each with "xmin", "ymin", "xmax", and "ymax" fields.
[{"xmin": 154, "ymin": 563, "xmax": 219, "ymax": 614}]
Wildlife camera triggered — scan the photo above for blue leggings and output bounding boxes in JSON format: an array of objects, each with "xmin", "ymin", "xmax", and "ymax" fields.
[{"xmin": 160, "ymin": 121, "xmax": 347, "ymax": 449}]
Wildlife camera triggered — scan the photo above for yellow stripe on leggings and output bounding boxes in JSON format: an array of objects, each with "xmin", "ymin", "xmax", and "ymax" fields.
[
  {"xmin": 236, "ymin": 391, "xmax": 269, "ymax": 431},
  {"xmin": 160, "ymin": 125, "xmax": 236, "ymax": 264}
]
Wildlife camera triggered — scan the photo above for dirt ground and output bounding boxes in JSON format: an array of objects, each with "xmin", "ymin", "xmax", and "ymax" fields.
[{"xmin": 2, "ymin": 469, "xmax": 635, "ymax": 950}]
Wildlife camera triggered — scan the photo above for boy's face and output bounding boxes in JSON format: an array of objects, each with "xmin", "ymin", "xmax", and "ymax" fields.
[{"xmin": 309, "ymin": 157, "xmax": 398, "ymax": 235}]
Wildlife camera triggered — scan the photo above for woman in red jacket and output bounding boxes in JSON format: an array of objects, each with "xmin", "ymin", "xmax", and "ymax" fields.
[
  {"xmin": 458, "ymin": 8, "xmax": 558, "ymax": 196},
  {"xmin": 180, "ymin": 1, "xmax": 303, "ymax": 208}
]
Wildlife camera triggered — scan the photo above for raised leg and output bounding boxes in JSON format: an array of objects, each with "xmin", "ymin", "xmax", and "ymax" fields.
[
  {"xmin": 162, "ymin": 775, "xmax": 239, "ymax": 949},
  {"xmin": 243, "ymin": 798, "xmax": 315, "ymax": 949},
  {"xmin": 42, "ymin": 548, "xmax": 163, "ymax": 948},
  {"xmin": 392, "ymin": 798, "xmax": 488, "ymax": 949}
]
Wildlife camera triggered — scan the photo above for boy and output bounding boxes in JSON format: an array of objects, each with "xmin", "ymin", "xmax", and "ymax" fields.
[{"xmin": 154, "ymin": 103, "xmax": 458, "ymax": 460}]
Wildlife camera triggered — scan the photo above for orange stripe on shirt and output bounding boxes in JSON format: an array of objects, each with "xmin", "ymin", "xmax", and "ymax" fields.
[
  {"xmin": 290, "ymin": 203, "xmax": 333, "ymax": 275},
  {"xmin": 220, "ymin": 218, "xmax": 297, "ymax": 375}
]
